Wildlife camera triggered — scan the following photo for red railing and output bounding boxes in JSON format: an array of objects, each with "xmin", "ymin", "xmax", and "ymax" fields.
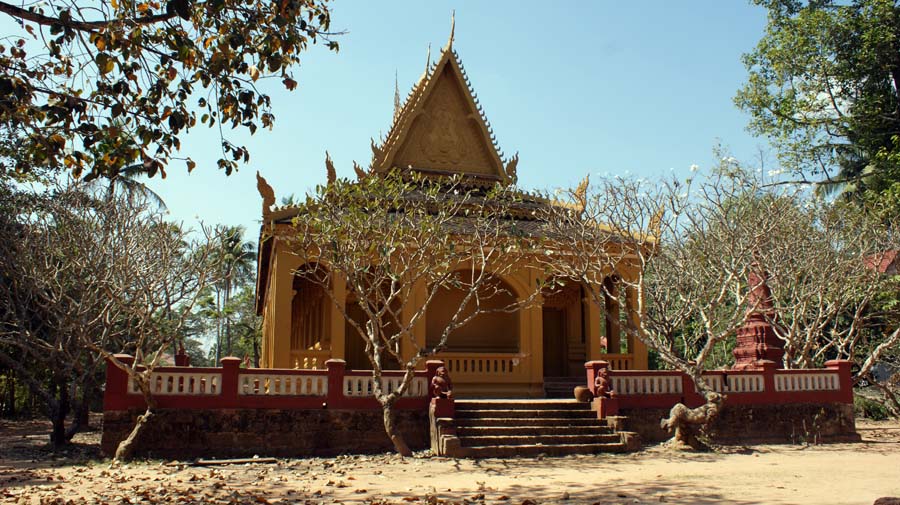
[
  {"xmin": 584, "ymin": 359, "xmax": 853, "ymax": 416},
  {"xmin": 103, "ymin": 355, "xmax": 443, "ymax": 412}
]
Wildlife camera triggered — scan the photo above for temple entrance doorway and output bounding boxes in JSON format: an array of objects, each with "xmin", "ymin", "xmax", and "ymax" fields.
[
  {"xmin": 542, "ymin": 307, "xmax": 567, "ymax": 377},
  {"xmin": 541, "ymin": 282, "xmax": 587, "ymax": 380}
]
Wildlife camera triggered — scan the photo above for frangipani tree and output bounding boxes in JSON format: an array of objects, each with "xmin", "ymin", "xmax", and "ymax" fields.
[
  {"xmin": 0, "ymin": 182, "xmax": 224, "ymax": 458},
  {"xmin": 540, "ymin": 163, "xmax": 802, "ymax": 448},
  {"xmin": 287, "ymin": 172, "xmax": 540, "ymax": 455}
]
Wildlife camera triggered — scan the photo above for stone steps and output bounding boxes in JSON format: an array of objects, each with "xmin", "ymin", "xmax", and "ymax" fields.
[
  {"xmin": 460, "ymin": 433, "xmax": 622, "ymax": 446},
  {"xmin": 437, "ymin": 398, "xmax": 639, "ymax": 457},
  {"xmin": 455, "ymin": 417, "xmax": 602, "ymax": 427},
  {"xmin": 457, "ymin": 425, "xmax": 610, "ymax": 436},
  {"xmin": 455, "ymin": 399, "xmax": 586, "ymax": 410},
  {"xmin": 462, "ymin": 442, "xmax": 631, "ymax": 458},
  {"xmin": 543, "ymin": 377, "xmax": 585, "ymax": 399},
  {"xmin": 456, "ymin": 409, "xmax": 596, "ymax": 419}
]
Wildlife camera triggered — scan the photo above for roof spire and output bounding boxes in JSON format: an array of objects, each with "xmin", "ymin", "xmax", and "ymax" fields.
[
  {"xmin": 446, "ymin": 10, "xmax": 455, "ymax": 50},
  {"xmin": 393, "ymin": 70, "xmax": 400, "ymax": 121}
]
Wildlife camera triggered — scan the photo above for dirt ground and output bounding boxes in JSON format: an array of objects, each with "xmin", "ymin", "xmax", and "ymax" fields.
[{"xmin": 1, "ymin": 416, "xmax": 899, "ymax": 505}]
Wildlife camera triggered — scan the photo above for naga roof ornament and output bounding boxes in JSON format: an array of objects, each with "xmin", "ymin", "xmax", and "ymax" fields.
[
  {"xmin": 256, "ymin": 171, "xmax": 276, "ymax": 217},
  {"xmin": 324, "ymin": 151, "xmax": 336, "ymax": 185}
]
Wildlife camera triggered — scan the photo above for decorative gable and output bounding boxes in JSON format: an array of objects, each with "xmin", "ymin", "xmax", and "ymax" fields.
[{"xmin": 371, "ymin": 43, "xmax": 515, "ymax": 184}]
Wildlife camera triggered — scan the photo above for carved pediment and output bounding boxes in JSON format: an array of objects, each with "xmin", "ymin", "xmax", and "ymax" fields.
[
  {"xmin": 394, "ymin": 63, "xmax": 499, "ymax": 177},
  {"xmin": 373, "ymin": 46, "xmax": 511, "ymax": 183}
]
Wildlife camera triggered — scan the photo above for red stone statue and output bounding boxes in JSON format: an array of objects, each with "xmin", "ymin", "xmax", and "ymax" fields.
[
  {"xmin": 594, "ymin": 368, "xmax": 613, "ymax": 398},
  {"xmin": 430, "ymin": 366, "xmax": 453, "ymax": 399}
]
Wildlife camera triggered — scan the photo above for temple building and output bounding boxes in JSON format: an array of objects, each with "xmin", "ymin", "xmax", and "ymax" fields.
[{"xmin": 254, "ymin": 33, "xmax": 648, "ymax": 397}]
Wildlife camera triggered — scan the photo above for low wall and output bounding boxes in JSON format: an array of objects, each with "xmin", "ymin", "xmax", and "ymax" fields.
[
  {"xmin": 101, "ymin": 408, "xmax": 429, "ymax": 458},
  {"xmin": 585, "ymin": 359, "xmax": 855, "ymax": 411},
  {"xmin": 619, "ymin": 402, "xmax": 859, "ymax": 444}
]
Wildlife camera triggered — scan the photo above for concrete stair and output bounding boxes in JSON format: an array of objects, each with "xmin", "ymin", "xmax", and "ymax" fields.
[
  {"xmin": 444, "ymin": 399, "xmax": 639, "ymax": 457},
  {"xmin": 542, "ymin": 377, "xmax": 585, "ymax": 399}
]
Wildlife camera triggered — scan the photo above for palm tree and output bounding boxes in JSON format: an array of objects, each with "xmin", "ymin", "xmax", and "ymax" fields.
[
  {"xmin": 105, "ymin": 162, "xmax": 167, "ymax": 210},
  {"xmin": 214, "ymin": 226, "xmax": 255, "ymax": 360}
]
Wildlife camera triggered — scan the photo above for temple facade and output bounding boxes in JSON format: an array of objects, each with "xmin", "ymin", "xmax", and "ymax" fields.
[{"xmin": 254, "ymin": 35, "xmax": 648, "ymax": 397}]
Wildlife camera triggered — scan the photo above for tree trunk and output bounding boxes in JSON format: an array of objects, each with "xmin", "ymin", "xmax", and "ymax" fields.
[
  {"xmin": 225, "ymin": 282, "xmax": 232, "ymax": 357},
  {"xmin": 382, "ymin": 404, "xmax": 412, "ymax": 456},
  {"xmin": 872, "ymin": 380, "xmax": 900, "ymax": 418},
  {"xmin": 115, "ymin": 407, "xmax": 154, "ymax": 461},
  {"xmin": 66, "ymin": 386, "xmax": 93, "ymax": 440},
  {"xmin": 3, "ymin": 373, "xmax": 15, "ymax": 417},
  {"xmin": 660, "ymin": 391, "xmax": 724, "ymax": 451},
  {"xmin": 49, "ymin": 378, "xmax": 69, "ymax": 448},
  {"xmin": 215, "ymin": 290, "xmax": 222, "ymax": 364}
]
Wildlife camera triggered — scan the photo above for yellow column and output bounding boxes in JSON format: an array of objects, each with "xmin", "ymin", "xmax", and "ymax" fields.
[
  {"xmin": 400, "ymin": 278, "xmax": 427, "ymax": 366},
  {"xmin": 625, "ymin": 284, "xmax": 649, "ymax": 370},
  {"xmin": 329, "ymin": 273, "xmax": 347, "ymax": 360},
  {"xmin": 272, "ymin": 249, "xmax": 298, "ymax": 369},
  {"xmin": 524, "ymin": 269, "xmax": 543, "ymax": 396},
  {"xmin": 584, "ymin": 285, "xmax": 604, "ymax": 360},
  {"xmin": 604, "ymin": 277, "xmax": 621, "ymax": 354}
]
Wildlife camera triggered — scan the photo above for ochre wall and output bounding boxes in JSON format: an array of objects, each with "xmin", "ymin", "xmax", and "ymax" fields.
[
  {"xmin": 259, "ymin": 235, "xmax": 649, "ymax": 395},
  {"xmin": 425, "ymin": 278, "xmax": 520, "ymax": 352}
]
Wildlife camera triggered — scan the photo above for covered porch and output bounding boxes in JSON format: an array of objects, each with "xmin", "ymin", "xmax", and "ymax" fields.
[{"xmin": 259, "ymin": 248, "xmax": 648, "ymax": 398}]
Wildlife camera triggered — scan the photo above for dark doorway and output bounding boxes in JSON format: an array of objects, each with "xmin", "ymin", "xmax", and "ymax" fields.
[{"xmin": 542, "ymin": 307, "xmax": 567, "ymax": 378}]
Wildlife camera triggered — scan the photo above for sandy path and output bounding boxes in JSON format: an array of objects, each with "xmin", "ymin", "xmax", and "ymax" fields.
[{"xmin": 1, "ymin": 419, "xmax": 898, "ymax": 504}]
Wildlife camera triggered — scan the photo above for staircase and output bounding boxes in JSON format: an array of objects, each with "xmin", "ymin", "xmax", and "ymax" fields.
[
  {"xmin": 542, "ymin": 376, "xmax": 586, "ymax": 398},
  {"xmin": 439, "ymin": 399, "xmax": 639, "ymax": 457}
]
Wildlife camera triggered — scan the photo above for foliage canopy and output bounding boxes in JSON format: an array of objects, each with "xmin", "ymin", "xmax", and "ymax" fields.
[
  {"xmin": 0, "ymin": 0, "xmax": 337, "ymax": 181},
  {"xmin": 736, "ymin": 0, "xmax": 900, "ymax": 216}
]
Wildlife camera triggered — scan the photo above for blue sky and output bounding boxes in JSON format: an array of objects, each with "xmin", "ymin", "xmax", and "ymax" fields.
[{"xmin": 142, "ymin": 1, "xmax": 772, "ymax": 241}]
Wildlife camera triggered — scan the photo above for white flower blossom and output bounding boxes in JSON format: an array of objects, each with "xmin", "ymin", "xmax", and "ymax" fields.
[{"xmin": 689, "ymin": 164, "xmax": 699, "ymax": 172}]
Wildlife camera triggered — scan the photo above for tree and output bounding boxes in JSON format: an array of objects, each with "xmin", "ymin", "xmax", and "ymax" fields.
[
  {"xmin": 225, "ymin": 284, "xmax": 262, "ymax": 367},
  {"xmin": 0, "ymin": 183, "xmax": 122, "ymax": 445},
  {"xmin": 542, "ymin": 166, "xmax": 786, "ymax": 448},
  {"xmin": 545, "ymin": 156, "xmax": 900, "ymax": 446},
  {"xmin": 736, "ymin": 0, "xmax": 900, "ymax": 218},
  {"xmin": 752, "ymin": 195, "xmax": 900, "ymax": 413},
  {"xmin": 213, "ymin": 225, "xmax": 255, "ymax": 360},
  {"xmin": 0, "ymin": 0, "xmax": 339, "ymax": 180},
  {"xmin": 0, "ymin": 182, "xmax": 223, "ymax": 453},
  {"xmin": 288, "ymin": 172, "xmax": 539, "ymax": 455},
  {"xmin": 103, "ymin": 162, "xmax": 168, "ymax": 209}
]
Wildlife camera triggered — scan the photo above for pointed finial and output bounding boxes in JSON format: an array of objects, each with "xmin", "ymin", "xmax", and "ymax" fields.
[
  {"xmin": 353, "ymin": 160, "xmax": 368, "ymax": 180},
  {"xmin": 505, "ymin": 152, "xmax": 519, "ymax": 185},
  {"xmin": 324, "ymin": 151, "xmax": 336, "ymax": 185},
  {"xmin": 371, "ymin": 137, "xmax": 384, "ymax": 162},
  {"xmin": 393, "ymin": 70, "xmax": 401, "ymax": 121},
  {"xmin": 256, "ymin": 171, "xmax": 276, "ymax": 216},
  {"xmin": 448, "ymin": 10, "xmax": 455, "ymax": 49},
  {"xmin": 649, "ymin": 208, "xmax": 664, "ymax": 238},
  {"xmin": 425, "ymin": 43, "xmax": 432, "ymax": 74},
  {"xmin": 574, "ymin": 174, "xmax": 590, "ymax": 212}
]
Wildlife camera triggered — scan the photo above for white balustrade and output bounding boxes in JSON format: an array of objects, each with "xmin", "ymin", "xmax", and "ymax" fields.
[
  {"xmin": 440, "ymin": 353, "xmax": 530, "ymax": 382},
  {"xmin": 238, "ymin": 374, "xmax": 328, "ymax": 396},
  {"xmin": 343, "ymin": 375, "xmax": 428, "ymax": 397},
  {"xmin": 775, "ymin": 372, "xmax": 839, "ymax": 392},
  {"xmin": 130, "ymin": 372, "xmax": 221, "ymax": 396},
  {"xmin": 612, "ymin": 375, "xmax": 683, "ymax": 395},
  {"xmin": 704, "ymin": 374, "xmax": 765, "ymax": 393}
]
